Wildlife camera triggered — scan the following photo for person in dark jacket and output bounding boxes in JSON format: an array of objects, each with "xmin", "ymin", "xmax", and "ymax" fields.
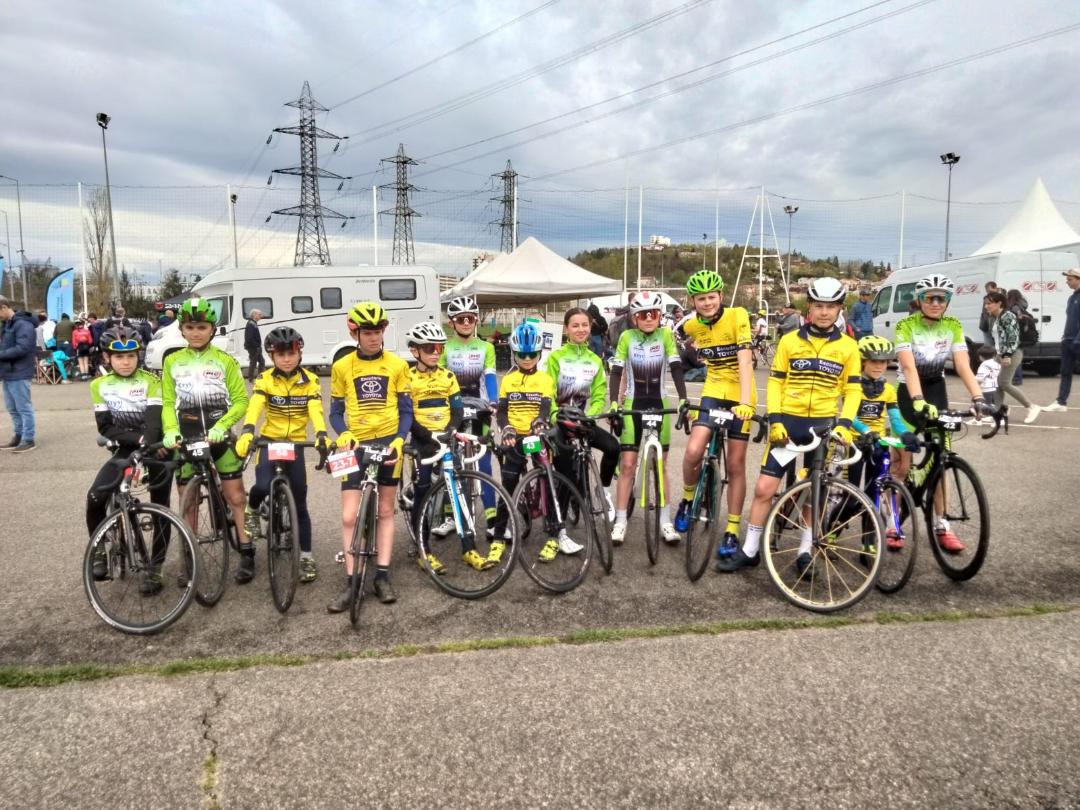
[
  {"xmin": 849, "ymin": 289, "xmax": 874, "ymax": 339},
  {"xmin": 1045, "ymin": 268, "xmax": 1080, "ymax": 411},
  {"xmin": 586, "ymin": 302, "xmax": 608, "ymax": 357},
  {"xmin": 776, "ymin": 303, "xmax": 801, "ymax": 337},
  {"xmin": 244, "ymin": 309, "xmax": 266, "ymax": 382},
  {"xmin": 0, "ymin": 296, "xmax": 38, "ymax": 452}
]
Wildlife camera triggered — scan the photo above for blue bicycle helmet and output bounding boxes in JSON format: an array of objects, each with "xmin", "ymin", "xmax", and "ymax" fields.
[{"xmin": 509, "ymin": 322, "xmax": 543, "ymax": 353}]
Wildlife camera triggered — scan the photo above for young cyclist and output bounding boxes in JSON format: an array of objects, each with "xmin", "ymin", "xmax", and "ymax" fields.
[
  {"xmin": 233, "ymin": 326, "xmax": 328, "ymax": 584},
  {"xmin": 86, "ymin": 325, "xmax": 170, "ymax": 592},
  {"xmin": 403, "ymin": 321, "xmax": 476, "ymax": 572},
  {"xmin": 753, "ymin": 309, "xmax": 769, "ymax": 345},
  {"xmin": 971, "ymin": 344, "xmax": 1001, "ymax": 425},
  {"xmin": 547, "ymin": 307, "xmax": 619, "ymax": 514},
  {"xmin": 673, "ymin": 270, "xmax": 756, "ymax": 558},
  {"xmin": 893, "ymin": 274, "xmax": 990, "ymax": 552},
  {"xmin": 718, "ymin": 277, "xmax": 861, "ymax": 575},
  {"xmin": 161, "ymin": 298, "xmax": 251, "ymax": 581},
  {"xmin": 609, "ymin": 290, "xmax": 688, "ymax": 545},
  {"xmin": 492, "ymin": 322, "xmax": 579, "ymax": 565},
  {"xmin": 327, "ymin": 302, "xmax": 412, "ymax": 611},
  {"xmin": 439, "ymin": 295, "xmax": 498, "ymax": 532}
]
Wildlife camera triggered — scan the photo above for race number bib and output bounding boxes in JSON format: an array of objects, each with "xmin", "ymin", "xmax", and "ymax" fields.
[
  {"xmin": 642, "ymin": 414, "xmax": 663, "ymax": 429},
  {"xmin": 522, "ymin": 435, "xmax": 542, "ymax": 455},
  {"xmin": 940, "ymin": 413, "xmax": 963, "ymax": 432},
  {"xmin": 187, "ymin": 441, "xmax": 209, "ymax": 459},
  {"xmin": 327, "ymin": 450, "xmax": 360, "ymax": 479},
  {"xmin": 268, "ymin": 442, "xmax": 296, "ymax": 461},
  {"xmin": 709, "ymin": 408, "xmax": 734, "ymax": 425}
]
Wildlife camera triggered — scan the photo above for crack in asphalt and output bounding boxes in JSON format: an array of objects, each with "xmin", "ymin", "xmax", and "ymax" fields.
[{"xmin": 199, "ymin": 677, "xmax": 226, "ymax": 810}]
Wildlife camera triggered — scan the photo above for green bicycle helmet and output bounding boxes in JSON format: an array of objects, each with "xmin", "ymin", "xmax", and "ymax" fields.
[
  {"xmin": 178, "ymin": 297, "xmax": 218, "ymax": 324},
  {"xmin": 857, "ymin": 335, "xmax": 895, "ymax": 361},
  {"xmin": 347, "ymin": 301, "xmax": 389, "ymax": 329},
  {"xmin": 686, "ymin": 270, "xmax": 724, "ymax": 296}
]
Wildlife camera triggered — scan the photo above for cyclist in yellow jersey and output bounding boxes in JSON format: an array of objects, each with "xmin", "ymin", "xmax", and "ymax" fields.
[
  {"xmin": 326, "ymin": 302, "xmax": 412, "ymax": 612},
  {"xmin": 234, "ymin": 326, "xmax": 328, "ymax": 584},
  {"xmin": 718, "ymin": 277, "xmax": 862, "ymax": 574},
  {"xmin": 673, "ymin": 270, "xmax": 757, "ymax": 558}
]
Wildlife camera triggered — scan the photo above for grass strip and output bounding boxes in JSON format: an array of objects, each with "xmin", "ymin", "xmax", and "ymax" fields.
[{"xmin": 1, "ymin": 601, "xmax": 1074, "ymax": 689}]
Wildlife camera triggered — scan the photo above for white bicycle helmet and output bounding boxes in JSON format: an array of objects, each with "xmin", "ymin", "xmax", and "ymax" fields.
[
  {"xmin": 806, "ymin": 277, "xmax": 847, "ymax": 303},
  {"xmin": 914, "ymin": 274, "xmax": 955, "ymax": 297},
  {"xmin": 405, "ymin": 321, "xmax": 448, "ymax": 346},
  {"xmin": 446, "ymin": 296, "xmax": 479, "ymax": 318},
  {"xmin": 630, "ymin": 290, "xmax": 664, "ymax": 313}
]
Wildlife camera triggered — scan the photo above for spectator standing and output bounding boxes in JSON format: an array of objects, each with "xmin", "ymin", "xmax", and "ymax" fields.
[
  {"xmin": 53, "ymin": 313, "xmax": 75, "ymax": 354},
  {"xmin": 38, "ymin": 311, "xmax": 56, "ymax": 347},
  {"xmin": 1005, "ymin": 288, "xmax": 1031, "ymax": 386},
  {"xmin": 1044, "ymin": 267, "xmax": 1080, "ymax": 412},
  {"xmin": 776, "ymin": 303, "xmax": 801, "ymax": 337},
  {"xmin": 244, "ymin": 309, "xmax": 266, "ymax": 382},
  {"xmin": 103, "ymin": 306, "xmax": 130, "ymax": 331},
  {"xmin": 0, "ymin": 296, "xmax": 38, "ymax": 452},
  {"xmin": 849, "ymin": 289, "xmax": 874, "ymax": 339},
  {"xmin": 979, "ymin": 281, "xmax": 999, "ymax": 347},
  {"xmin": 984, "ymin": 290, "xmax": 1039, "ymax": 423},
  {"xmin": 606, "ymin": 291, "xmax": 638, "ymax": 351},
  {"xmin": 156, "ymin": 308, "xmax": 176, "ymax": 332},
  {"xmin": 969, "ymin": 345, "xmax": 1001, "ymax": 426},
  {"xmin": 586, "ymin": 301, "xmax": 608, "ymax": 357},
  {"xmin": 72, "ymin": 319, "xmax": 93, "ymax": 379}
]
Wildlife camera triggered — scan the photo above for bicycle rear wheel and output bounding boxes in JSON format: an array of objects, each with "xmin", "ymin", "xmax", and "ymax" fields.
[
  {"xmin": 925, "ymin": 456, "xmax": 989, "ymax": 581},
  {"xmin": 641, "ymin": 445, "xmax": 661, "ymax": 565},
  {"xmin": 349, "ymin": 487, "xmax": 377, "ymax": 627},
  {"xmin": 762, "ymin": 477, "xmax": 882, "ymax": 613},
  {"xmin": 685, "ymin": 458, "xmax": 723, "ymax": 582},
  {"xmin": 512, "ymin": 466, "xmax": 594, "ymax": 593},
  {"xmin": 267, "ymin": 478, "xmax": 300, "ymax": 613},
  {"xmin": 418, "ymin": 470, "xmax": 518, "ymax": 599},
  {"xmin": 874, "ymin": 478, "xmax": 919, "ymax": 594},
  {"xmin": 587, "ymin": 456, "xmax": 614, "ymax": 575},
  {"xmin": 83, "ymin": 504, "xmax": 198, "ymax": 635},
  {"xmin": 179, "ymin": 475, "xmax": 229, "ymax": 607}
]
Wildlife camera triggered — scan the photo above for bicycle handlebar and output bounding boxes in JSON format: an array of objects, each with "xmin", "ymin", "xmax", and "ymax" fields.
[
  {"xmin": 677, "ymin": 401, "xmax": 768, "ymax": 442},
  {"xmin": 417, "ymin": 431, "xmax": 488, "ymax": 466},
  {"xmin": 780, "ymin": 428, "xmax": 862, "ymax": 466},
  {"xmin": 251, "ymin": 436, "xmax": 332, "ymax": 470}
]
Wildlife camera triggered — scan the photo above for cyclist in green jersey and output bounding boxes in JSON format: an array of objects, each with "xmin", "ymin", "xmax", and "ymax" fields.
[{"xmin": 162, "ymin": 298, "xmax": 252, "ymax": 582}]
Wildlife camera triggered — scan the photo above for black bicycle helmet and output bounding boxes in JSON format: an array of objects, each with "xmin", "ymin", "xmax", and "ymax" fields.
[
  {"xmin": 264, "ymin": 325, "xmax": 304, "ymax": 353},
  {"xmin": 100, "ymin": 325, "xmax": 142, "ymax": 353}
]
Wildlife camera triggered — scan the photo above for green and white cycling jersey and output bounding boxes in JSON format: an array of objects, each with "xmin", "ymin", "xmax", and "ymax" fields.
[
  {"xmin": 546, "ymin": 341, "xmax": 606, "ymax": 416},
  {"xmin": 162, "ymin": 346, "xmax": 248, "ymax": 436},
  {"xmin": 611, "ymin": 327, "xmax": 679, "ymax": 401},
  {"xmin": 894, "ymin": 313, "xmax": 967, "ymax": 384},
  {"xmin": 440, "ymin": 335, "xmax": 497, "ymax": 402},
  {"xmin": 90, "ymin": 369, "xmax": 162, "ymax": 430}
]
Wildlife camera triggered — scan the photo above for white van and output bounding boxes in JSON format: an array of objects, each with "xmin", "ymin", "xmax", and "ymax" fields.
[
  {"xmin": 146, "ymin": 265, "xmax": 440, "ymax": 371},
  {"xmin": 871, "ymin": 251, "xmax": 1076, "ymax": 374}
]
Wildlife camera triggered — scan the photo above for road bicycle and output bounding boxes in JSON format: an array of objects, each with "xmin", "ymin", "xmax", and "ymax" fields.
[
  {"xmin": 751, "ymin": 336, "xmax": 773, "ymax": 370},
  {"xmin": 553, "ymin": 407, "xmax": 615, "ymax": 575},
  {"xmin": 610, "ymin": 405, "xmax": 682, "ymax": 565},
  {"xmin": 903, "ymin": 410, "xmax": 990, "ymax": 581},
  {"xmin": 401, "ymin": 431, "xmax": 519, "ymax": 599},
  {"xmin": 83, "ymin": 442, "xmax": 199, "ymax": 635},
  {"xmin": 680, "ymin": 403, "xmax": 767, "ymax": 582},
  {"xmin": 761, "ymin": 430, "xmax": 884, "ymax": 613},
  {"xmin": 510, "ymin": 418, "xmax": 595, "ymax": 593},
  {"xmin": 177, "ymin": 437, "xmax": 243, "ymax": 607},
  {"xmin": 247, "ymin": 437, "xmax": 330, "ymax": 613}
]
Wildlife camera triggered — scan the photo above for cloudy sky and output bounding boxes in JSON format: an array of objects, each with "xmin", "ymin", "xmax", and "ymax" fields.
[{"xmin": 2, "ymin": 0, "xmax": 1079, "ymax": 276}]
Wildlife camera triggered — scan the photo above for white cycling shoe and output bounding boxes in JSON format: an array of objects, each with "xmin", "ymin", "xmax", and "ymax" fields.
[
  {"xmin": 430, "ymin": 518, "xmax": 456, "ymax": 538},
  {"xmin": 611, "ymin": 521, "xmax": 627, "ymax": 546},
  {"xmin": 661, "ymin": 522, "xmax": 681, "ymax": 545},
  {"xmin": 557, "ymin": 529, "xmax": 584, "ymax": 555}
]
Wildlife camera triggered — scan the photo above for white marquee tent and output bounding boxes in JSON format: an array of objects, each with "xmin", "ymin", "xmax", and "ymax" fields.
[
  {"xmin": 441, "ymin": 236, "xmax": 621, "ymax": 305},
  {"xmin": 972, "ymin": 177, "xmax": 1080, "ymax": 255}
]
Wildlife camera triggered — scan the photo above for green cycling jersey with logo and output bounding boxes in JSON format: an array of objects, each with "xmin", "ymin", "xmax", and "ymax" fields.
[
  {"xmin": 162, "ymin": 345, "xmax": 249, "ymax": 437},
  {"xmin": 894, "ymin": 313, "xmax": 966, "ymax": 384}
]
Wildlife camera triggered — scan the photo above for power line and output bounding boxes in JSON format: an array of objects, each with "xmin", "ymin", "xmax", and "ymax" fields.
[
  {"xmin": 526, "ymin": 21, "xmax": 1080, "ymax": 183},
  {"xmin": 414, "ymin": 0, "xmax": 932, "ymax": 176},
  {"xmin": 346, "ymin": 0, "xmax": 715, "ymax": 141},
  {"xmin": 330, "ymin": 0, "xmax": 561, "ymax": 109}
]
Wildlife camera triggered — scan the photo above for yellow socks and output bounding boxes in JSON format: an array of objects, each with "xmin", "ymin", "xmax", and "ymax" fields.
[{"xmin": 725, "ymin": 514, "xmax": 741, "ymax": 535}]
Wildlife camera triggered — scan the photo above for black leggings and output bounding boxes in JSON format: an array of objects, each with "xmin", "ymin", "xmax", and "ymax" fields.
[
  {"xmin": 552, "ymin": 422, "xmax": 620, "ymax": 513},
  {"xmin": 86, "ymin": 454, "xmax": 173, "ymax": 534},
  {"xmin": 249, "ymin": 448, "xmax": 312, "ymax": 552}
]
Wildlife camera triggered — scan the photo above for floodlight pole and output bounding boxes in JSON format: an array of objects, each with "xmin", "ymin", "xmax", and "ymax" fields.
[
  {"xmin": 0, "ymin": 174, "xmax": 27, "ymax": 309},
  {"xmin": 96, "ymin": 114, "xmax": 121, "ymax": 305},
  {"xmin": 783, "ymin": 205, "xmax": 798, "ymax": 287},
  {"xmin": 940, "ymin": 152, "xmax": 960, "ymax": 260}
]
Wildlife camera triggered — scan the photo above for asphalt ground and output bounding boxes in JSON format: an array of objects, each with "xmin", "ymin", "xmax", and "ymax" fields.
[
  {"xmin": 2, "ymin": 611, "xmax": 1079, "ymax": 808},
  {"xmin": 0, "ymin": 369, "xmax": 1077, "ymax": 667}
]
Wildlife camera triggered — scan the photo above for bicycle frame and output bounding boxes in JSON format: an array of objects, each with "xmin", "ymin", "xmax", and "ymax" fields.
[
  {"xmin": 415, "ymin": 433, "xmax": 488, "ymax": 542},
  {"xmin": 521, "ymin": 430, "xmax": 569, "ymax": 533}
]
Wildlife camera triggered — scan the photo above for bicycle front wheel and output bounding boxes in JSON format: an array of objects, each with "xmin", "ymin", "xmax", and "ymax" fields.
[
  {"xmin": 350, "ymin": 487, "xmax": 377, "ymax": 627},
  {"xmin": 926, "ymin": 456, "xmax": 989, "ymax": 581},
  {"xmin": 418, "ymin": 470, "xmax": 519, "ymax": 599},
  {"xmin": 179, "ymin": 475, "xmax": 230, "ymax": 607},
  {"xmin": 587, "ymin": 456, "xmax": 614, "ymax": 575},
  {"xmin": 641, "ymin": 444, "xmax": 662, "ymax": 566},
  {"xmin": 685, "ymin": 458, "xmax": 723, "ymax": 582},
  {"xmin": 762, "ymin": 477, "xmax": 883, "ymax": 613},
  {"xmin": 512, "ymin": 466, "xmax": 594, "ymax": 593},
  {"xmin": 83, "ymin": 504, "xmax": 198, "ymax": 635},
  {"xmin": 874, "ymin": 478, "xmax": 919, "ymax": 594},
  {"xmin": 267, "ymin": 478, "xmax": 300, "ymax": 614}
]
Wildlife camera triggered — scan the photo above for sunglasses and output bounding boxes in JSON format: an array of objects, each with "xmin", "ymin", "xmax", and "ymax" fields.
[
  {"xmin": 416, "ymin": 343, "xmax": 443, "ymax": 354},
  {"xmin": 452, "ymin": 315, "xmax": 477, "ymax": 325},
  {"xmin": 515, "ymin": 351, "xmax": 540, "ymax": 360},
  {"xmin": 920, "ymin": 294, "xmax": 949, "ymax": 305},
  {"xmin": 107, "ymin": 339, "xmax": 140, "ymax": 352},
  {"xmin": 636, "ymin": 310, "xmax": 661, "ymax": 320}
]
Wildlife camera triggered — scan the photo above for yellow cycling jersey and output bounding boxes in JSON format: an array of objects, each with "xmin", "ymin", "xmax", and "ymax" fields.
[
  {"xmin": 409, "ymin": 366, "xmax": 461, "ymax": 432},
  {"xmin": 855, "ymin": 381, "xmax": 898, "ymax": 435},
  {"xmin": 242, "ymin": 366, "xmax": 327, "ymax": 442},
  {"xmin": 330, "ymin": 350, "xmax": 411, "ymax": 441},
  {"xmin": 498, "ymin": 367, "xmax": 554, "ymax": 435},
  {"xmin": 681, "ymin": 306, "xmax": 755, "ymax": 403},
  {"xmin": 768, "ymin": 326, "xmax": 861, "ymax": 424}
]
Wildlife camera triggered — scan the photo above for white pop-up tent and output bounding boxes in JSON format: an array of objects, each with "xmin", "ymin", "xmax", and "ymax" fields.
[
  {"xmin": 441, "ymin": 236, "xmax": 621, "ymax": 305},
  {"xmin": 972, "ymin": 177, "xmax": 1080, "ymax": 255}
]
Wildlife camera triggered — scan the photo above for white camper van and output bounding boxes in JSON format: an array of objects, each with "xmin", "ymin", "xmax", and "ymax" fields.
[
  {"xmin": 146, "ymin": 265, "xmax": 440, "ymax": 371},
  {"xmin": 871, "ymin": 251, "xmax": 1076, "ymax": 374}
]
